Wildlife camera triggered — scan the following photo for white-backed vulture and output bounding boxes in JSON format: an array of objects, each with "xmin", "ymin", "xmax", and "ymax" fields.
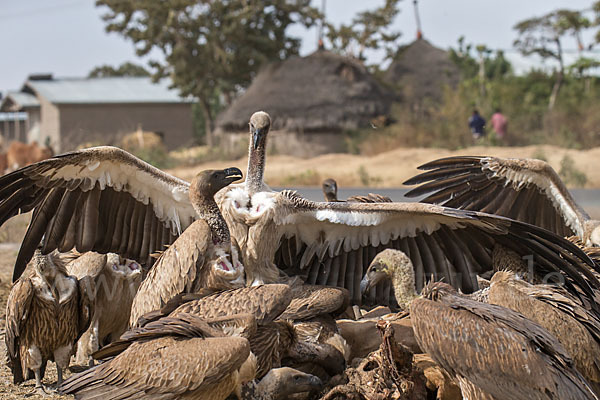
[
  {"xmin": 65, "ymin": 252, "xmax": 142, "ymax": 365},
  {"xmin": 128, "ymin": 167, "xmax": 245, "ymax": 325},
  {"xmin": 60, "ymin": 313, "xmax": 253, "ymax": 400},
  {"xmin": 141, "ymin": 284, "xmax": 346, "ymax": 379},
  {"xmin": 411, "ymin": 281, "xmax": 599, "ymax": 400},
  {"xmin": 0, "ymin": 147, "xmax": 243, "ymax": 284},
  {"xmin": 489, "ymin": 270, "xmax": 600, "ymax": 392},
  {"xmin": 403, "ymin": 155, "xmax": 600, "ymax": 245},
  {"xmin": 0, "ymin": 122, "xmax": 598, "ymax": 309},
  {"xmin": 322, "ymin": 178, "xmax": 392, "ymax": 203},
  {"xmin": 242, "ymin": 367, "xmax": 323, "ymax": 400},
  {"xmin": 5, "ymin": 250, "xmax": 94, "ymax": 391},
  {"xmin": 215, "ymin": 113, "xmax": 600, "ymax": 307}
]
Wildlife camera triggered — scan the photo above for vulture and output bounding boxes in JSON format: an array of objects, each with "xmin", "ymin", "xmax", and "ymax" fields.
[
  {"xmin": 5, "ymin": 250, "xmax": 94, "ymax": 391},
  {"xmin": 129, "ymin": 167, "xmax": 245, "ymax": 324},
  {"xmin": 403, "ymin": 155, "xmax": 600, "ymax": 245},
  {"xmin": 322, "ymin": 178, "xmax": 392, "ymax": 203},
  {"xmin": 140, "ymin": 284, "xmax": 346, "ymax": 379},
  {"xmin": 411, "ymin": 281, "xmax": 599, "ymax": 400},
  {"xmin": 65, "ymin": 252, "xmax": 143, "ymax": 365},
  {"xmin": 60, "ymin": 313, "xmax": 254, "ymax": 400},
  {"xmin": 489, "ymin": 270, "xmax": 600, "ymax": 392},
  {"xmin": 0, "ymin": 146, "xmax": 243, "ymax": 284},
  {"xmin": 241, "ymin": 367, "xmax": 323, "ymax": 400},
  {"xmin": 215, "ymin": 112, "xmax": 600, "ymax": 306},
  {"xmin": 0, "ymin": 118, "xmax": 598, "ymax": 307},
  {"xmin": 360, "ymin": 249, "xmax": 418, "ymax": 310}
]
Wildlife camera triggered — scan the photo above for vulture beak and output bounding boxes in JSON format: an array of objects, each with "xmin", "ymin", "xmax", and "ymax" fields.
[
  {"xmin": 224, "ymin": 167, "xmax": 243, "ymax": 183},
  {"xmin": 252, "ymin": 128, "xmax": 263, "ymax": 150},
  {"xmin": 308, "ymin": 375, "xmax": 323, "ymax": 389},
  {"xmin": 360, "ymin": 262, "xmax": 387, "ymax": 296}
]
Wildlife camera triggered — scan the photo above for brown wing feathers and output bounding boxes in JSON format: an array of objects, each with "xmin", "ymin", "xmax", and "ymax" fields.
[{"xmin": 404, "ymin": 156, "xmax": 578, "ymax": 236}]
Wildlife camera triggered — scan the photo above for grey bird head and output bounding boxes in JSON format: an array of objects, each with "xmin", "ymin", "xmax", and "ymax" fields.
[
  {"xmin": 322, "ymin": 178, "xmax": 338, "ymax": 202},
  {"xmin": 249, "ymin": 111, "xmax": 271, "ymax": 150}
]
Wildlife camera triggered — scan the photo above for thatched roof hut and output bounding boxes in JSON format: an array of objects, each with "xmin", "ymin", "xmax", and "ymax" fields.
[
  {"xmin": 384, "ymin": 39, "xmax": 460, "ymax": 105},
  {"xmin": 216, "ymin": 50, "xmax": 391, "ymax": 133}
]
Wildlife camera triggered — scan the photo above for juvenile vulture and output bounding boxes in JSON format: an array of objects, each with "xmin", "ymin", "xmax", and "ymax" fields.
[
  {"xmin": 215, "ymin": 113, "xmax": 600, "ymax": 307},
  {"xmin": 65, "ymin": 252, "xmax": 142, "ymax": 365},
  {"xmin": 241, "ymin": 367, "xmax": 323, "ymax": 400},
  {"xmin": 0, "ymin": 146, "xmax": 243, "ymax": 284},
  {"xmin": 129, "ymin": 167, "xmax": 245, "ymax": 325},
  {"xmin": 322, "ymin": 178, "xmax": 392, "ymax": 203},
  {"xmin": 60, "ymin": 313, "xmax": 254, "ymax": 400},
  {"xmin": 403, "ymin": 155, "xmax": 600, "ymax": 245},
  {"xmin": 412, "ymin": 281, "xmax": 599, "ymax": 400},
  {"xmin": 5, "ymin": 250, "xmax": 94, "ymax": 391},
  {"xmin": 142, "ymin": 284, "xmax": 346, "ymax": 379},
  {"xmin": 489, "ymin": 270, "xmax": 600, "ymax": 391}
]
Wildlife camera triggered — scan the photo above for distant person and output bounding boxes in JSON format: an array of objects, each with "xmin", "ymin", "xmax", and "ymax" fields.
[
  {"xmin": 490, "ymin": 108, "xmax": 507, "ymax": 140},
  {"xmin": 468, "ymin": 109, "xmax": 486, "ymax": 140}
]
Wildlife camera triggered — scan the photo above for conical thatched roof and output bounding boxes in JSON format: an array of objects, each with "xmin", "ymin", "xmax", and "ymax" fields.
[
  {"xmin": 384, "ymin": 39, "xmax": 459, "ymax": 103},
  {"xmin": 216, "ymin": 51, "xmax": 391, "ymax": 132}
]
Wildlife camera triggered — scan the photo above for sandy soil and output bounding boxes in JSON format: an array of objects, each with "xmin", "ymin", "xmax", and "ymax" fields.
[{"xmin": 167, "ymin": 144, "xmax": 600, "ymax": 188}]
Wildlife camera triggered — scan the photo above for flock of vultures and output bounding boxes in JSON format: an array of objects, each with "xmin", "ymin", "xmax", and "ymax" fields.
[{"xmin": 3, "ymin": 111, "xmax": 600, "ymax": 399}]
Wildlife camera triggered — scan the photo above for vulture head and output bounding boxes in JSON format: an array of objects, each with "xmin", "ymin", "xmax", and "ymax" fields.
[
  {"xmin": 360, "ymin": 249, "xmax": 418, "ymax": 309},
  {"xmin": 249, "ymin": 111, "xmax": 271, "ymax": 150},
  {"xmin": 258, "ymin": 367, "xmax": 323, "ymax": 399},
  {"xmin": 191, "ymin": 167, "xmax": 244, "ymax": 201},
  {"xmin": 32, "ymin": 250, "xmax": 58, "ymax": 281},
  {"xmin": 322, "ymin": 178, "xmax": 338, "ymax": 202}
]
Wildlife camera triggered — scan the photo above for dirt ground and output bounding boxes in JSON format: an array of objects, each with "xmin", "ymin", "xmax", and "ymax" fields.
[{"xmin": 167, "ymin": 144, "xmax": 600, "ymax": 188}]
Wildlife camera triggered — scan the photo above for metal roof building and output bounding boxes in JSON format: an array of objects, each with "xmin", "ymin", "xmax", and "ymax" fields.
[{"xmin": 0, "ymin": 75, "xmax": 195, "ymax": 152}]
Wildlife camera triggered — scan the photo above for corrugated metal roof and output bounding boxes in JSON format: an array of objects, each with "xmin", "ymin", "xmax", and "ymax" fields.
[{"xmin": 25, "ymin": 77, "xmax": 194, "ymax": 104}]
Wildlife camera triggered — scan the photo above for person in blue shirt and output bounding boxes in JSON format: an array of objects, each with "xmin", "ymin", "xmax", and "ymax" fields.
[{"xmin": 468, "ymin": 109, "xmax": 486, "ymax": 139}]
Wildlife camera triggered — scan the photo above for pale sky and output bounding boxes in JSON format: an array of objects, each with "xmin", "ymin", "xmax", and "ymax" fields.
[{"xmin": 0, "ymin": 0, "xmax": 597, "ymax": 93}]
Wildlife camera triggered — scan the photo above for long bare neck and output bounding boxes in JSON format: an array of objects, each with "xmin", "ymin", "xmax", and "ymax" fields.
[
  {"xmin": 392, "ymin": 267, "xmax": 418, "ymax": 310},
  {"xmin": 193, "ymin": 197, "xmax": 230, "ymax": 245},
  {"xmin": 247, "ymin": 142, "xmax": 266, "ymax": 196}
]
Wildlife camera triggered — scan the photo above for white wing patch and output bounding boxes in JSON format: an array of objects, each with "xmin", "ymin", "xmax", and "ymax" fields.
[
  {"xmin": 483, "ymin": 158, "xmax": 584, "ymax": 237},
  {"xmin": 39, "ymin": 157, "xmax": 195, "ymax": 233}
]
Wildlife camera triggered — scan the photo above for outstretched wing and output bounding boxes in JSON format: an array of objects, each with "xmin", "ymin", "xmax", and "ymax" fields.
[
  {"xmin": 0, "ymin": 146, "xmax": 196, "ymax": 281},
  {"xmin": 5, "ymin": 278, "xmax": 34, "ymax": 383},
  {"xmin": 273, "ymin": 191, "xmax": 599, "ymax": 307},
  {"xmin": 403, "ymin": 156, "xmax": 588, "ymax": 239}
]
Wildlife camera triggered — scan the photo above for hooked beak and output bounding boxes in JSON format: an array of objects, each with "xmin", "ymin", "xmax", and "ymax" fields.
[
  {"xmin": 309, "ymin": 375, "xmax": 323, "ymax": 389},
  {"xmin": 224, "ymin": 167, "xmax": 243, "ymax": 183},
  {"xmin": 252, "ymin": 128, "xmax": 263, "ymax": 150},
  {"xmin": 360, "ymin": 263, "xmax": 387, "ymax": 296}
]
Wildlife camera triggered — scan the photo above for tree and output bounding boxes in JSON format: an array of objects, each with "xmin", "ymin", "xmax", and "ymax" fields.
[
  {"xmin": 514, "ymin": 9, "xmax": 591, "ymax": 110},
  {"xmin": 325, "ymin": 0, "xmax": 401, "ymax": 64},
  {"xmin": 96, "ymin": 0, "xmax": 319, "ymax": 146},
  {"xmin": 88, "ymin": 62, "xmax": 150, "ymax": 78}
]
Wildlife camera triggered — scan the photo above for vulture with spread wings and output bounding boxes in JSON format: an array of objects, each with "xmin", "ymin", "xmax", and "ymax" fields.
[
  {"xmin": 1, "ymin": 122, "xmax": 599, "ymax": 308},
  {"xmin": 216, "ymin": 115, "xmax": 600, "ymax": 306},
  {"xmin": 404, "ymin": 156, "xmax": 600, "ymax": 245}
]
